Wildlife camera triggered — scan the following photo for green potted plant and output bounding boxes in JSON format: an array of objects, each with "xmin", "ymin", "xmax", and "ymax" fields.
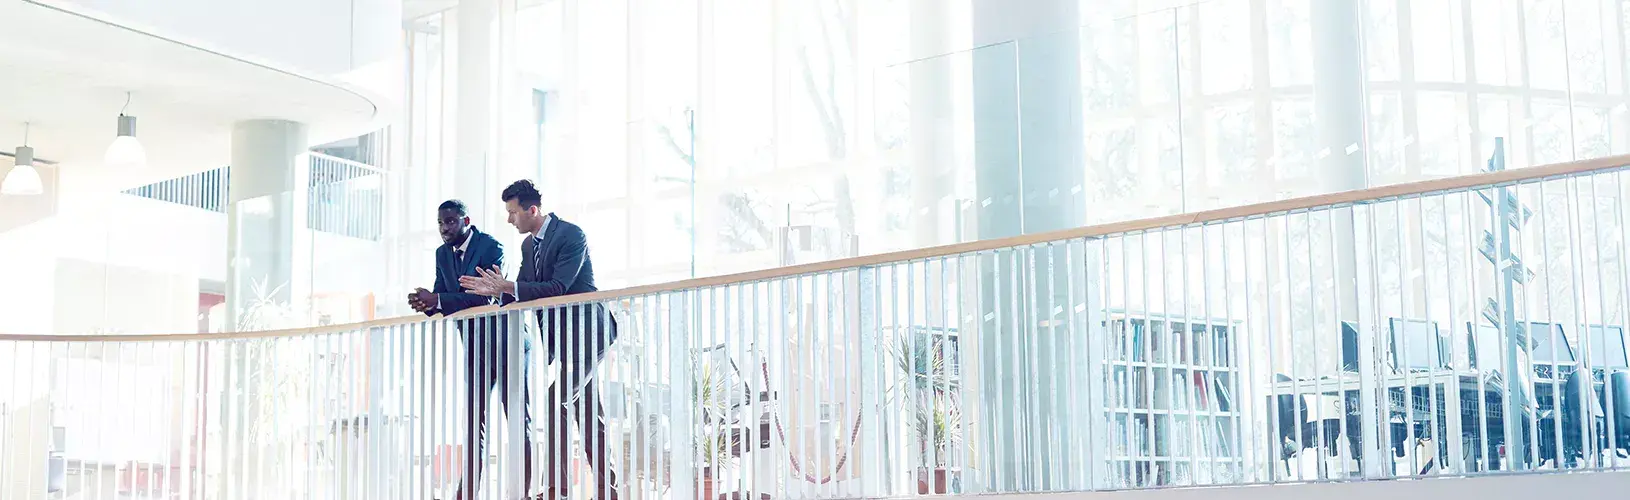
[
  {"xmin": 912, "ymin": 396, "xmax": 963, "ymax": 494},
  {"xmin": 693, "ymin": 358, "xmax": 741, "ymax": 500},
  {"xmin": 887, "ymin": 329, "xmax": 967, "ymax": 494}
]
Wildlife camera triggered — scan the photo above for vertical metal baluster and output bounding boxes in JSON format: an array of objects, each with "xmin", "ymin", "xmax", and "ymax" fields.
[
  {"xmin": 723, "ymin": 286, "xmax": 736, "ymax": 500},
  {"xmin": 1221, "ymin": 222, "xmax": 1247, "ymax": 484},
  {"xmin": 792, "ymin": 277, "xmax": 808, "ymax": 499},
  {"xmin": 826, "ymin": 271, "xmax": 841, "ymax": 499},
  {"xmin": 1116, "ymin": 235, "xmax": 1133, "ymax": 487},
  {"xmin": 1567, "ymin": 178, "xmax": 1593, "ymax": 470},
  {"xmin": 19, "ymin": 342, "xmax": 37, "ymax": 500},
  {"xmin": 748, "ymin": 283, "xmax": 762, "ymax": 500},
  {"xmin": 1054, "ymin": 242, "xmax": 1077, "ymax": 490},
  {"xmin": 356, "ymin": 331, "xmax": 367, "ymax": 499},
  {"xmin": 1139, "ymin": 231, "xmax": 1157, "ymax": 487},
  {"xmin": 906, "ymin": 260, "xmax": 922, "ymax": 494},
  {"xmin": 1416, "ymin": 198, "xmax": 1445, "ymax": 476},
  {"xmin": 1182, "ymin": 227, "xmax": 1203, "ymax": 486},
  {"xmin": 1028, "ymin": 246, "xmax": 1048, "ymax": 490},
  {"xmin": 1014, "ymin": 250, "xmax": 1031, "ymax": 490},
  {"xmin": 430, "ymin": 321, "xmax": 442, "ymax": 499},
  {"xmin": 230, "ymin": 339, "xmax": 243, "ymax": 500},
  {"xmin": 1199, "ymin": 228, "xmax": 1212, "ymax": 485},
  {"xmin": 891, "ymin": 263, "xmax": 905, "ymax": 496},
  {"xmin": 817, "ymin": 273, "xmax": 833, "ymax": 498},
  {"xmin": 1327, "ymin": 209, "xmax": 1352, "ymax": 479},
  {"xmin": 1452, "ymin": 190, "xmax": 1486, "ymax": 473},
  {"xmin": 1201, "ymin": 224, "xmax": 1223, "ymax": 484},
  {"xmin": 640, "ymin": 294, "xmax": 654, "ymax": 500},
  {"xmin": 1609, "ymin": 170, "xmax": 1630, "ymax": 469},
  {"xmin": 386, "ymin": 328, "xmax": 397, "ymax": 499},
  {"xmin": 775, "ymin": 279, "xmax": 791, "ymax": 500},
  {"xmin": 1589, "ymin": 174, "xmax": 1617, "ymax": 469},
  {"xmin": 951, "ymin": 252, "xmax": 964, "ymax": 495},
  {"xmin": 992, "ymin": 250, "xmax": 1010, "ymax": 492},
  {"xmin": 670, "ymin": 291, "xmax": 694, "ymax": 500},
  {"xmin": 937, "ymin": 256, "xmax": 953, "ymax": 495},
  {"xmin": 4, "ymin": 341, "xmax": 13, "ymax": 496},
  {"xmin": 273, "ymin": 337, "xmax": 286, "ymax": 496},
  {"xmin": 1389, "ymin": 201, "xmax": 1413, "ymax": 477},
  {"xmin": 655, "ymin": 295, "xmax": 670, "ymax": 500},
  {"xmin": 575, "ymin": 301, "xmax": 587, "ymax": 500},
  {"xmin": 1300, "ymin": 212, "xmax": 1326, "ymax": 480},
  {"xmin": 1195, "ymin": 226, "xmax": 1215, "ymax": 485},
  {"xmin": 1272, "ymin": 216, "xmax": 1300, "ymax": 482},
  {"xmin": 1235, "ymin": 220, "xmax": 1258, "ymax": 483}
]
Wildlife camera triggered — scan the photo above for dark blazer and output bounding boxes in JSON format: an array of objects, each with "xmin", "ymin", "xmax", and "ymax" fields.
[
  {"xmin": 502, "ymin": 214, "xmax": 618, "ymax": 365},
  {"xmin": 430, "ymin": 227, "xmax": 505, "ymax": 316}
]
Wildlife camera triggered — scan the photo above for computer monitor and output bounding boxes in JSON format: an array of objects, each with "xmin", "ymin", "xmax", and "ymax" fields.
[
  {"xmin": 1586, "ymin": 325, "xmax": 1628, "ymax": 368},
  {"xmin": 1470, "ymin": 323, "xmax": 1503, "ymax": 371},
  {"xmin": 1341, "ymin": 321, "xmax": 1361, "ymax": 372},
  {"xmin": 1527, "ymin": 322, "xmax": 1576, "ymax": 364},
  {"xmin": 1390, "ymin": 318, "xmax": 1448, "ymax": 371}
]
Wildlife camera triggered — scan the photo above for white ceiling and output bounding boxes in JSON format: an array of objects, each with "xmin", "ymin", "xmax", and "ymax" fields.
[{"xmin": 0, "ymin": 1, "xmax": 380, "ymax": 188}]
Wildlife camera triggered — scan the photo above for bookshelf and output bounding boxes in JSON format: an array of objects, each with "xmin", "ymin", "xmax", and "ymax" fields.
[{"xmin": 1103, "ymin": 311, "xmax": 1244, "ymax": 487}]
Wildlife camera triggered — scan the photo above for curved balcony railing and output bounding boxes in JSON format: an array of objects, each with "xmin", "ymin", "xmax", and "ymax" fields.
[{"xmin": 5, "ymin": 147, "xmax": 1630, "ymax": 500}]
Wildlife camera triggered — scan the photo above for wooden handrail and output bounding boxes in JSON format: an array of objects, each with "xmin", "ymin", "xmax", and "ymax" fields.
[{"xmin": 5, "ymin": 153, "xmax": 1627, "ymax": 343}]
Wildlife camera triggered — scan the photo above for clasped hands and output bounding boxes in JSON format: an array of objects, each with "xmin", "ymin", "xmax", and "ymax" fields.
[{"xmin": 406, "ymin": 266, "xmax": 514, "ymax": 315}]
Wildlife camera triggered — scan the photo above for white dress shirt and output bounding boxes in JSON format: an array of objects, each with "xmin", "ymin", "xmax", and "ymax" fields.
[
  {"xmin": 435, "ymin": 231, "xmax": 476, "ymax": 311},
  {"xmin": 512, "ymin": 214, "xmax": 554, "ymax": 302}
]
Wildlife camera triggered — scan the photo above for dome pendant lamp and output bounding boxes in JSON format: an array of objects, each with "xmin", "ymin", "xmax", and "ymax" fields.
[
  {"xmin": 2, "ymin": 123, "xmax": 44, "ymax": 196},
  {"xmin": 104, "ymin": 92, "xmax": 147, "ymax": 170}
]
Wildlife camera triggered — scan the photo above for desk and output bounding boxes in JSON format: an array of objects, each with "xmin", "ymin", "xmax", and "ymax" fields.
[{"xmin": 1271, "ymin": 370, "xmax": 1509, "ymax": 476}]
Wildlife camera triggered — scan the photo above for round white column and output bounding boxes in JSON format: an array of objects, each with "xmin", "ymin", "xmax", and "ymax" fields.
[
  {"xmin": 452, "ymin": 0, "xmax": 499, "ymax": 220},
  {"xmin": 226, "ymin": 119, "xmax": 311, "ymax": 332}
]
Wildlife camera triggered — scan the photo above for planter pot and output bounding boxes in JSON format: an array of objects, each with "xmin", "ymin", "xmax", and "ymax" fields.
[
  {"xmin": 698, "ymin": 469, "xmax": 716, "ymax": 500},
  {"xmin": 916, "ymin": 467, "xmax": 952, "ymax": 494}
]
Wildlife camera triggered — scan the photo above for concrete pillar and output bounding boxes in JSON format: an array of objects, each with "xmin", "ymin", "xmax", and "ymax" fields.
[
  {"xmin": 452, "ymin": 0, "xmax": 499, "ymax": 220},
  {"xmin": 969, "ymin": 0, "xmax": 1085, "ymax": 492},
  {"xmin": 908, "ymin": 0, "xmax": 954, "ymax": 250},
  {"xmin": 223, "ymin": 119, "xmax": 310, "ymax": 498},
  {"xmin": 227, "ymin": 119, "xmax": 312, "ymax": 330},
  {"xmin": 1310, "ymin": 0, "xmax": 1365, "ymax": 357},
  {"xmin": 1311, "ymin": 0, "xmax": 1380, "ymax": 476}
]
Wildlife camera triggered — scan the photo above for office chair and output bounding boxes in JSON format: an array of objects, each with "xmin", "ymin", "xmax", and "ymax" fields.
[
  {"xmin": 1537, "ymin": 369, "xmax": 1595, "ymax": 467},
  {"xmin": 1598, "ymin": 369, "xmax": 1630, "ymax": 457},
  {"xmin": 1270, "ymin": 374, "xmax": 1345, "ymax": 477}
]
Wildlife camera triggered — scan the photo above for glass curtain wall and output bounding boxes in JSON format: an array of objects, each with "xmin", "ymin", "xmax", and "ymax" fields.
[{"xmin": 396, "ymin": 0, "xmax": 1630, "ymax": 296}]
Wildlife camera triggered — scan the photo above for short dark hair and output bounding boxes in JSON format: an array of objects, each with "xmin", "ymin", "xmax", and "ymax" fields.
[
  {"xmin": 501, "ymin": 180, "xmax": 542, "ymax": 209},
  {"xmin": 437, "ymin": 199, "xmax": 467, "ymax": 216}
]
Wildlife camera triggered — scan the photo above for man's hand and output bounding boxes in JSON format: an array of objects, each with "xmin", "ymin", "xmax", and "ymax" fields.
[
  {"xmin": 459, "ymin": 265, "xmax": 514, "ymax": 298},
  {"xmin": 409, "ymin": 287, "xmax": 437, "ymax": 313}
]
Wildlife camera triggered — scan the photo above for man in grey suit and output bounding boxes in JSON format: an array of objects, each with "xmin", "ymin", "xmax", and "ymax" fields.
[{"xmin": 461, "ymin": 180, "xmax": 620, "ymax": 500}]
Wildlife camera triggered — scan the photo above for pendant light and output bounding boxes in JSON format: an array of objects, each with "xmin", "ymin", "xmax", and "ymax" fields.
[
  {"xmin": 2, "ymin": 123, "xmax": 44, "ymax": 196},
  {"xmin": 104, "ymin": 92, "xmax": 147, "ymax": 169}
]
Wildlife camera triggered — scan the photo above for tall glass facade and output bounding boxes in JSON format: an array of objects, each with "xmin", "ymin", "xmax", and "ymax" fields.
[{"xmin": 387, "ymin": 0, "xmax": 1629, "ymax": 312}]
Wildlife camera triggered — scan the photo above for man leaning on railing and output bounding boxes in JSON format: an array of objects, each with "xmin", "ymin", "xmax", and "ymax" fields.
[
  {"xmin": 462, "ymin": 179, "xmax": 621, "ymax": 500},
  {"xmin": 410, "ymin": 199, "xmax": 538, "ymax": 500}
]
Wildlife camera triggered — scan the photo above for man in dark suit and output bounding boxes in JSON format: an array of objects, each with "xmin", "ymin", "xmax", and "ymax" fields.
[
  {"xmin": 461, "ymin": 180, "xmax": 620, "ymax": 500},
  {"xmin": 409, "ymin": 199, "xmax": 535, "ymax": 500}
]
